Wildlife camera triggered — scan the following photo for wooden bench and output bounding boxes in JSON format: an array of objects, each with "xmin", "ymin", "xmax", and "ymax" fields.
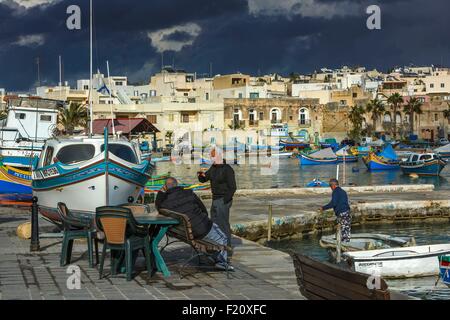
[
  {"xmin": 290, "ymin": 253, "xmax": 393, "ymax": 300},
  {"xmin": 158, "ymin": 209, "xmax": 232, "ymax": 278}
]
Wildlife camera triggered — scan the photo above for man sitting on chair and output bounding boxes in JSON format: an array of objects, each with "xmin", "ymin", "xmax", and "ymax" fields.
[{"xmin": 155, "ymin": 177, "xmax": 234, "ymax": 271}]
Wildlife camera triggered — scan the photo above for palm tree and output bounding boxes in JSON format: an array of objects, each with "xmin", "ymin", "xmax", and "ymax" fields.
[
  {"xmin": 58, "ymin": 102, "xmax": 88, "ymax": 135},
  {"xmin": 403, "ymin": 97, "xmax": 423, "ymax": 136},
  {"xmin": 387, "ymin": 93, "xmax": 404, "ymax": 140},
  {"xmin": 365, "ymin": 98, "xmax": 385, "ymax": 133},
  {"xmin": 348, "ymin": 104, "xmax": 366, "ymax": 141}
]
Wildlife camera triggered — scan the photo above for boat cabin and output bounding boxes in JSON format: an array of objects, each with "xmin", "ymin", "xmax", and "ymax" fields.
[
  {"xmin": 36, "ymin": 136, "xmax": 142, "ymax": 169},
  {"xmin": 404, "ymin": 153, "xmax": 440, "ymax": 164}
]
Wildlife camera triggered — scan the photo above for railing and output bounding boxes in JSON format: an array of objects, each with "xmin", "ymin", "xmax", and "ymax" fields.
[{"xmin": 298, "ymin": 120, "xmax": 311, "ymax": 128}]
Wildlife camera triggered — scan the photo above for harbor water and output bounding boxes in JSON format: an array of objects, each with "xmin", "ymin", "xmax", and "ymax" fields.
[
  {"xmin": 155, "ymin": 156, "xmax": 450, "ymax": 190},
  {"xmin": 268, "ymin": 222, "xmax": 450, "ymax": 300}
]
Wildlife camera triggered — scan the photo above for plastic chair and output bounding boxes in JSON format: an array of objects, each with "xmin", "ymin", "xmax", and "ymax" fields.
[
  {"xmin": 57, "ymin": 203, "xmax": 99, "ymax": 268},
  {"xmin": 95, "ymin": 206, "xmax": 152, "ymax": 281}
]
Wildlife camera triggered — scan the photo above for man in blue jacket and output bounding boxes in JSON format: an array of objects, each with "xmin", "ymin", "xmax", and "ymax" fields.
[{"xmin": 320, "ymin": 179, "xmax": 352, "ymax": 242}]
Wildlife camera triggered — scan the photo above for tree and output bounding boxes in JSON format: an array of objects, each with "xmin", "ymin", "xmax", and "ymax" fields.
[
  {"xmin": 387, "ymin": 93, "xmax": 404, "ymax": 140},
  {"xmin": 444, "ymin": 103, "xmax": 450, "ymax": 122},
  {"xmin": 403, "ymin": 97, "xmax": 423, "ymax": 136},
  {"xmin": 58, "ymin": 102, "xmax": 88, "ymax": 135},
  {"xmin": 348, "ymin": 105, "xmax": 366, "ymax": 141},
  {"xmin": 365, "ymin": 98, "xmax": 385, "ymax": 133}
]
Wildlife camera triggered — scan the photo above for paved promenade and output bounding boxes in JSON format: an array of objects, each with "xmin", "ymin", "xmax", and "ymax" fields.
[{"xmin": 0, "ymin": 208, "xmax": 303, "ymax": 300}]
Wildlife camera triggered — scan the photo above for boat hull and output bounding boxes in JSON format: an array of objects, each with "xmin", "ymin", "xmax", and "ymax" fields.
[
  {"xmin": 401, "ymin": 159, "xmax": 447, "ymax": 176},
  {"xmin": 345, "ymin": 244, "xmax": 450, "ymax": 278},
  {"xmin": 363, "ymin": 154, "xmax": 400, "ymax": 171},
  {"xmin": 299, "ymin": 154, "xmax": 338, "ymax": 166}
]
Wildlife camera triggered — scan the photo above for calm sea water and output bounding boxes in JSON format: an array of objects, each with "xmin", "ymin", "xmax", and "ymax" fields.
[
  {"xmin": 154, "ymin": 156, "xmax": 450, "ymax": 190},
  {"xmin": 268, "ymin": 223, "xmax": 450, "ymax": 300}
]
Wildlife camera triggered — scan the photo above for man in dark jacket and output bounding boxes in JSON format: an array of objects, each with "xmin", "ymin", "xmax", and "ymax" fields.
[
  {"xmin": 320, "ymin": 179, "xmax": 352, "ymax": 242},
  {"xmin": 155, "ymin": 178, "xmax": 233, "ymax": 271},
  {"xmin": 198, "ymin": 147, "xmax": 236, "ymax": 248}
]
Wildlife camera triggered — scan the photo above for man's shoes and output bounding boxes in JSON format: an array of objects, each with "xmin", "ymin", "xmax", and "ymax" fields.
[{"xmin": 215, "ymin": 262, "xmax": 235, "ymax": 272}]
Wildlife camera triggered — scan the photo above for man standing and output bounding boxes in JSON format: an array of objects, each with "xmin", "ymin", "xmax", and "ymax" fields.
[
  {"xmin": 320, "ymin": 179, "xmax": 352, "ymax": 242},
  {"xmin": 198, "ymin": 147, "xmax": 236, "ymax": 248}
]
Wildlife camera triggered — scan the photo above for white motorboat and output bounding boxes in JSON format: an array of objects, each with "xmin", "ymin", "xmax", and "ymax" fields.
[
  {"xmin": 320, "ymin": 233, "xmax": 415, "ymax": 252},
  {"xmin": 343, "ymin": 244, "xmax": 450, "ymax": 279}
]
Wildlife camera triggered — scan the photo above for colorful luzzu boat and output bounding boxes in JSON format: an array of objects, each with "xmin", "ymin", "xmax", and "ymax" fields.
[
  {"xmin": 298, "ymin": 148, "xmax": 338, "ymax": 166},
  {"xmin": 400, "ymin": 153, "xmax": 447, "ymax": 176},
  {"xmin": 439, "ymin": 255, "xmax": 450, "ymax": 287},
  {"xmin": 363, "ymin": 144, "xmax": 400, "ymax": 171},
  {"xmin": 0, "ymin": 165, "xmax": 32, "ymax": 202},
  {"xmin": 32, "ymin": 129, "xmax": 153, "ymax": 223},
  {"xmin": 145, "ymin": 182, "xmax": 210, "ymax": 194}
]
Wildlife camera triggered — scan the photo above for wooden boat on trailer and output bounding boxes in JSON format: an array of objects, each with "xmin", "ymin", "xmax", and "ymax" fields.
[{"xmin": 290, "ymin": 253, "xmax": 413, "ymax": 300}]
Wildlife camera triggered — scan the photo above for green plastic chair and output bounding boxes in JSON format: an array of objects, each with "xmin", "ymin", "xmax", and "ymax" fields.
[
  {"xmin": 57, "ymin": 203, "xmax": 99, "ymax": 268},
  {"xmin": 95, "ymin": 206, "xmax": 152, "ymax": 281}
]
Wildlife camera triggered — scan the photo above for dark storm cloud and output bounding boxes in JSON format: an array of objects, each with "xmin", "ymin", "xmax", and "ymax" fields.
[{"xmin": 0, "ymin": 0, "xmax": 449, "ymax": 91}]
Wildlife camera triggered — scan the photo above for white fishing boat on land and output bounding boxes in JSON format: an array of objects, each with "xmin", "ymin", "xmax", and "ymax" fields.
[
  {"xmin": 32, "ymin": 129, "xmax": 153, "ymax": 222},
  {"xmin": 343, "ymin": 244, "xmax": 450, "ymax": 279}
]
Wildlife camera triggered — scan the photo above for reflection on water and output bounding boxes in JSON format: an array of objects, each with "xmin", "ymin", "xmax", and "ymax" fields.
[
  {"xmin": 268, "ymin": 223, "xmax": 450, "ymax": 300},
  {"xmin": 155, "ymin": 157, "xmax": 450, "ymax": 190}
]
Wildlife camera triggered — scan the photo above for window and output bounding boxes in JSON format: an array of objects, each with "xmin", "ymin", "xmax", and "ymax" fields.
[
  {"xmin": 55, "ymin": 144, "xmax": 96, "ymax": 165},
  {"xmin": 168, "ymin": 114, "xmax": 174, "ymax": 122},
  {"xmin": 184, "ymin": 93, "xmax": 189, "ymax": 97},
  {"xmin": 40, "ymin": 115, "xmax": 52, "ymax": 122},
  {"xmin": 299, "ymin": 108, "xmax": 309, "ymax": 125},
  {"xmin": 250, "ymin": 92, "xmax": 259, "ymax": 99},
  {"xmin": 411, "ymin": 155, "xmax": 419, "ymax": 162},
  {"xmin": 259, "ymin": 112, "xmax": 264, "ymax": 121},
  {"xmin": 181, "ymin": 113, "xmax": 189, "ymax": 123},
  {"xmin": 147, "ymin": 115, "xmax": 157, "ymax": 124},
  {"xmin": 101, "ymin": 144, "xmax": 138, "ymax": 164},
  {"xmin": 205, "ymin": 93, "xmax": 209, "ymax": 101},
  {"xmin": 340, "ymin": 100, "xmax": 346, "ymax": 106},
  {"xmin": 441, "ymin": 83, "xmax": 445, "ymax": 88},
  {"xmin": 115, "ymin": 81, "xmax": 123, "ymax": 86},
  {"xmin": 435, "ymin": 114, "xmax": 438, "ymax": 121},
  {"xmin": 43, "ymin": 147, "xmax": 54, "ymax": 167},
  {"xmin": 430, "ymin": 83, "xmax": 435, "ymax": 88},
  {"xmin": 15, "ymin": 113, "xmax": 26, "ymax": 120},
  {"xmin": 238, "ymin": 93, "xmax": 243, "ymax": 99},
  {"xmin": 422, "ymin": 154, "xmax": 432, "ymax": 161},
  {"xmin": 84, "ymin": 85, "xmax": 89, "ymax": 90},
  {"xmin": 352, "ymin": 93, "xmax": 357, "ymax": 98}
]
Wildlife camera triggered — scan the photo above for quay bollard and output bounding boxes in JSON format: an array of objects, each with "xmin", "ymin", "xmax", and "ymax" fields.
[
  {"xmin": 30, "ymin": 196, "xmax": 40, "ymax": 252},
  {"xmin": 267, "ymin": 204, "xmax": 273, "ymax": 241}
]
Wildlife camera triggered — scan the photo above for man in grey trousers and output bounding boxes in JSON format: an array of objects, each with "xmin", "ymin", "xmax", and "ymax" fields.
[{"xmin": 198, "ymin": 147, "xmax": 237, "ymax": 249}]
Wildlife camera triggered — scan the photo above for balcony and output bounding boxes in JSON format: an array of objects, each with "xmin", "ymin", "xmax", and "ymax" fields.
[
  {"xmin": 271, "ymin": 119, "xmax": 282, "ymax": 124},
  {"xmin": 249, "ymin": 120, "xmax": 259, "ymax": 127},
  {"xmin": 298, "ymin": 120, "xmax": 311, "ymax": 128}
]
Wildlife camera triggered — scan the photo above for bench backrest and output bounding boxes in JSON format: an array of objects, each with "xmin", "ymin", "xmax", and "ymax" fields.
[
  {"xmin": 158, "ymin": 209, "xmax": 196, "ymax": 242},
  {"xmin": 290, "ymin": 253, "xmax": 391, "ymax": 300}
]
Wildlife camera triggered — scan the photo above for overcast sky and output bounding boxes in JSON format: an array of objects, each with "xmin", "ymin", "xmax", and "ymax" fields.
[{"xmin": 1, "ymin": 0, "xmax": 450, "ymax": 91}]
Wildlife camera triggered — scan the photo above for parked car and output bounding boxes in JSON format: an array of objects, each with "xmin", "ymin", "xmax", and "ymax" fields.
[{"xmin": 439, "ymin": 138, "xmax": 449, "ymax": 146}]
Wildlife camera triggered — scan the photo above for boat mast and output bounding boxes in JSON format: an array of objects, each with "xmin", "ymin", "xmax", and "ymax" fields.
[
  {"xmin": 106, "ymin": 60, "xmax": 116, "ymax": 137},
  {"xmin": 89, "ymin": 0, "xmax": 93, "ymax": 137}
]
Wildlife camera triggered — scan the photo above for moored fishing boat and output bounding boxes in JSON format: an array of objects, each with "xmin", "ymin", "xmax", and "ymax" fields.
[
  {"xmin": 0, "ymin": 164, "xmax": 32, "ymax": 201},
  {"xmin": 434, "ymin": 143, "xmax": 450, "ymax": 160},
  {"xmin": 320, "ymin": 233, "xmax": 415, "ymax": 252},
  {"xmin": 336, "ymin": 146, "xmax": 358, "ymax": 163},
  {"xmin": 32, "ymin": 129, "xmax": 153, "ymax": 222},
  {"xmin": 298, "ymin": 147, "xmax": 337, "ymax": 166},
  {"xmin": 343, "ymin": 244, "xmax": 450, "ymax": 278},
  {"xmin": 438, "ymin": 255, "xmax": 450, "ymax": 287},
  {"xmin": 279, "ymin": 138, "xmax": 310, "ymax": 151},
  {"xmin": 362, "ymin": 144, "xmax": 400, "ymax": 171},
  {"xmin": 400, "ymin": 153, "xmax": 447, "ymax": 176},
  {"xmin": 306, "ymin": 179, "xmax": 329, "ymax": 188}
]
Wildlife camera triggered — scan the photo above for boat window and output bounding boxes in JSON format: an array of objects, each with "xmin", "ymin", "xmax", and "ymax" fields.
[
  {"xmin": 15, "ymin": 113, "xmax": 26, "ymax": 120},
  {"xmin": 40, "ymin": 115, "xmax": 52, "ymax": 122},
  {"xmin": 43, "ymin": 147, "xmax": 54, "ymax": 167},
  {"xmin": 411, "ymin": 155, "xmax": 419, "ymax": 162},
  {"xmin": 421, "ymin": 155, "xmax": 432, "ymax": 161},
  {"xmin": 101, "ymin": 144, "xmax": 138, "ymax": 164},
  {"xmin": 55, "ymin": 144, "xmax": 96, "ymax": 165}
]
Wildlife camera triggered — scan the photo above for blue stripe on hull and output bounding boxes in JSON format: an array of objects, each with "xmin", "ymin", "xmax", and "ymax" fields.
[{"xmin": 0, "ymin": 180, "xmax": 32, "ymax": 195}]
